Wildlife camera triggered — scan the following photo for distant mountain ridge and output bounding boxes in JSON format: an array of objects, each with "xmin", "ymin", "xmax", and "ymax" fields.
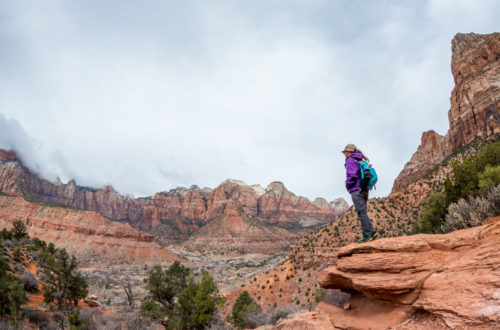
[{"xmin": 0, "ymin": 149, "xmax": 347, "ymax": 251}]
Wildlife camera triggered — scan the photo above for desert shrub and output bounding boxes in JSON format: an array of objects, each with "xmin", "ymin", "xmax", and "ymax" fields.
[
  {"xmin": 414, "ymin": 141, "xmax": 500, "ymax": 233},
  {"xmin": 270, "ymin": 305, "xmax": 296, "ymax": 324},
  {"xmin": 0, "ymin": 320, "xmax": 17, "ymax": 330},
  {"xmin": 229, "ymin": 290, "xmax": 261, "ymax": 329},
  {"xmin": 240, "ymin": 305, "xmax": 299, "ymax": 329},
  {"xmin": 314, "ymin": 288, "xmax": 325, "ymax": 302},
  {"xmin": 322, "ymin": 289, "xmax": 350, "ymax": 307},
  {"xmin": 243, "ymin": 310, "xmax": 271, "ymax": 329},
  {"xmin": 52, "ymin": 312, "xmax": 67, "ymax": 329},
  {"xmin": 442, "ymin": 184, "xmax": 500, "ymax": 233},
  {"xmin": 22, "ymin": 307, "xmax": 49, "ymax": 325},
  {"xmin": 32, "ymin": 237, "xmax": 46, "ymax": 250},
  {"xmin": 81, "ymin": 309, "xmax": 151, "ymax": 330},
  {"xmin": 13, "ymin": 247, "xmax": 22, "ymax": 262},
  {"xmin": 209, "ymin": 309, "xmax": 230, "ymax": 330},
  {"xmin": 68, "ymin": 307, "xmax": 85, "ymax": 329},
  {"xmin": 487, "ymin": 184, "xmax": 500, "ymax": 215},
  {"xmin": 121, "ymin": 311, "xmax": 149, "ymax": 330},
  {"xmin": 21, "ymin": 272, "xmax": 39, "ymax": 293},
  {"xmin": 39, "ymin": 321, "xmax": 58, "ymax": 330},
  {"xmin": 80, "ymin": 309, "xmax": 120, "ymax": 330},
  {"xmin": 79, "ymin": 308, "xmax": 98, "ymax": 330},
  {"xmin": 37, "ymin": 250, "xmax": 55, "ymax": 268}
]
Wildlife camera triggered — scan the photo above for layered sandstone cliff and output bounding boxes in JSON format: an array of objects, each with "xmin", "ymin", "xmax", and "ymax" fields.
[
  {"xmin": 0, "ymin": 150, "xmax": 345, "ymax": 247},
  {"xmin": 0, "ymin": 195, "xmax": 180, "ymax": 265},
  {"xmin": 393, "ymin": 32, "xmax": 500, "ymax": 192}
]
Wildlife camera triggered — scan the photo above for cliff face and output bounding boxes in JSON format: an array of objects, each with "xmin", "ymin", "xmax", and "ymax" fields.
[
  {"xmin": 392, "ymin": 130, "xmax": 451, "ymax": 193},
  {"xmin": 0, "ymin": 151, "xmax": 345, "ymax": 247},
  {"xmin": 0, "ymin": 195, "xmax": 180, "ymax": 265},
  {"xmin": 392, "ymin": 32, "xmax": 500, "ymax": 192},
  {"xmin": 318, "ymin": 216, "xmax": 500, "ymax": 328}
]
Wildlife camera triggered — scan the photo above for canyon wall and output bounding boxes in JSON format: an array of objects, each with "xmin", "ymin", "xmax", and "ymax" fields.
[
  {"xmin": 0, "ymin": 195, "xmax": 180, "ymax": 265},
  {"xmin": 392, "ymin": 32, "xmax": 500, "ymax": 192},
  {"xmin": 0, "ymin": 151, "xmax": 346, "ymax": 244}
]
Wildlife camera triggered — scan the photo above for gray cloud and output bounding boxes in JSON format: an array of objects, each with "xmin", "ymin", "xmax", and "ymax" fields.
[{"xmin": 0, "ymin": 1, "xmax": 499, "ymax": 202}]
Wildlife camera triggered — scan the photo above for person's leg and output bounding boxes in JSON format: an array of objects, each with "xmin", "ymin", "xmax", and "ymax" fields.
[
  {"xmin": 351, "ymin": 190, "xmax": 375, "ymax": 238},
  {"xmin": 360, "ymin": 190, "xmax": 376, "ymax": 235}
]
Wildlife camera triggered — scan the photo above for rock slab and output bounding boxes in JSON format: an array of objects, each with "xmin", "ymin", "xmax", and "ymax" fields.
[{"xmin": 318, "ymin": 216, "xmax": 500, "ymax": 328}]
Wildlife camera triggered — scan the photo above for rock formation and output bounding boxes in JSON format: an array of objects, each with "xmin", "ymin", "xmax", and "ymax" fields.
[
  {"xmin": 0, "ymin": 150, "xmax": 345, "ymax": 250},
  {"xmin": 318, "ymin": 216, "xmax": 500, "ymax": 328},
  {"xmin": 183, "ymin": 201, "xmax": 301, "ymax": 253},
  {"xmin": 393, "ymin": 32, "xmax": 500, "ymax": 192},
  {"xmin": 392, "ymin": 130, "xmax": 451, "ymax": 192},
  {"xmin": 449, "ymin": 33, "xmax": 500, "ymax": 147},
  {"xmin": 0, "ymin": 195, "xmax": 180, "ymax": 265}
]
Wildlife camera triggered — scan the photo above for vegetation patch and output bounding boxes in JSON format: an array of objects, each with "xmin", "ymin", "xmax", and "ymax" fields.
[{"xmin": 414, "ymin": 141, "xmax": 500, "ymax": 233}]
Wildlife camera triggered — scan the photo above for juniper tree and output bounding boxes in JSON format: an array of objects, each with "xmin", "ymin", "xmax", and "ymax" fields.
[
  {"xmin": 0, "ymin": 256, "xmax": 26, "ymax": 317},
  {"xmin": 42, "ymin": 249, "xmax": 88, "ymax": 311},
  {"xmin": 140, "ymin": 262, "xmax": 222, "ymax": 329},
  {"xmin": 12, "ymin": 220, "xmax": 28, "ymax": 240}
]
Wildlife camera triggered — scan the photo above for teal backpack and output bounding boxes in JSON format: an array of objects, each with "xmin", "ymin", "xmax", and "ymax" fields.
[{"xmin": 359, "ymin": 161, "xmax": 378, "ymax": 190}]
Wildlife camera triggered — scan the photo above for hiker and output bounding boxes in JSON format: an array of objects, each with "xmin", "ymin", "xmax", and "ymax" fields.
[{"xmin": 342, "ymin": 144, "xmax": 378, "ymax": 242}]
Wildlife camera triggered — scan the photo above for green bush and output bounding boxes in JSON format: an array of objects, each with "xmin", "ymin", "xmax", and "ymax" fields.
[
  {"xmin": 0, "ymin": 228, "xmax": 12, "ymax": 240},
  {"xmin": 414, "ymin": 141, "xmax": 500, "ymax": 233},
  {"xmin": 229, "ymin": 290, "xmax": 261, "ymax": 329},
  {"xmin": 140, "ymin": 262, "xmax": 222, "ymax": 329},
  {"xmin": 478, "ymin": 165, "xmax": 500, "ymax": 193},
  {"xmin": 0, "ymin": 271, "xmax": 27, "ymax": 317},
  {"xmin": 413, "ymin": 192, "xmax": 447, "ymax": 233},
  {"xmin": 443, "ymin": 184, "xmax": 500, "ymax": 233}
]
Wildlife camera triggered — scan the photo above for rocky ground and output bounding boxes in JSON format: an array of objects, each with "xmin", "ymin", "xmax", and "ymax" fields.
[
  {"xmin": 169, "ymin": 249, "xmax": 288, "ymax": 294},
  {"xmin": 79, "ymin": 250, "xmax": 288, "ymax": 311},
  {"xmin": 313, "ymin": 215, "xmax": 500, "ymax": 328}
]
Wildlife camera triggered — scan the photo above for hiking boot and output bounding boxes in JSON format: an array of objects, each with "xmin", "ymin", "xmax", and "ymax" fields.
[
  {"xmin": 357, "ymin": 237, "xmax": 368, "ymax": 243},
  {"xmin": 367, "ymin": 232, "xmax": 379, "ymax": 241}
]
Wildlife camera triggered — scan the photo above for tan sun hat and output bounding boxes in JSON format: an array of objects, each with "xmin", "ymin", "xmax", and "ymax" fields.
[{"xmin": 342, "ymin": 144, "xmax": 357, "ymax": 153}]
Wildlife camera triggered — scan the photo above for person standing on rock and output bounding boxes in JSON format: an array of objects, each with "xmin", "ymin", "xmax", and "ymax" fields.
[{"xmin": 342, "ymin": 144, "xmax": 378, "ymax": 242}]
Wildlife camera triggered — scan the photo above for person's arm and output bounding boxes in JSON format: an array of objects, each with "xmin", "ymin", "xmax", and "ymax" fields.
[{"xmin": 345, "ymin": 158, "xmax": 359, "ymax": 190}]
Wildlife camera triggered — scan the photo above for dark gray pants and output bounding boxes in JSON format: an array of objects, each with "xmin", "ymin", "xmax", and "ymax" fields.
[{"xmin": 351, "ymin": 189, "xmax": 375, "ymax": 238}]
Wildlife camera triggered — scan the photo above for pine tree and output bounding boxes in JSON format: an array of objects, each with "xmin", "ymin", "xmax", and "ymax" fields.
[
  {"xmin": 0, "ymin": 257, "xmax": 27, "ymax": 317},
  {"xmin": 42, "ymin": 249, "xmax": 88, "ymax": 311},
  {"xmin": 12, "ymin": 220, "xmax": 28, "ymax": 240},
  {"xmin": 140, "ymin": 263, "xmax": 222, "ymax": 329}
]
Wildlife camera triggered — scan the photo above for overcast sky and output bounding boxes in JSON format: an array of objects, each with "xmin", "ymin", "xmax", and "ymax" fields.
[{"xmin": 0, "ymin": 1, "xmax": 499, "ymax": 203}]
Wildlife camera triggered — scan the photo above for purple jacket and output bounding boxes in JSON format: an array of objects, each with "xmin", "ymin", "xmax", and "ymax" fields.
[{"xmin": 345, "ymin": 152, "xmax": 363, "ymax": 193}]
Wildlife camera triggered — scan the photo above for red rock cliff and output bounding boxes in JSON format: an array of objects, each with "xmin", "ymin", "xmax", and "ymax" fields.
[
  {"xmin": 0, "ymin": 195, "xmax": 180, "ymax": 265},
  {"xmin": 0, "ymin": 153, "xmax": 344, "ymax": 243},
  {"xmin": 392, "ymin": 33, "xmax": 500, "ymax": 192}
]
